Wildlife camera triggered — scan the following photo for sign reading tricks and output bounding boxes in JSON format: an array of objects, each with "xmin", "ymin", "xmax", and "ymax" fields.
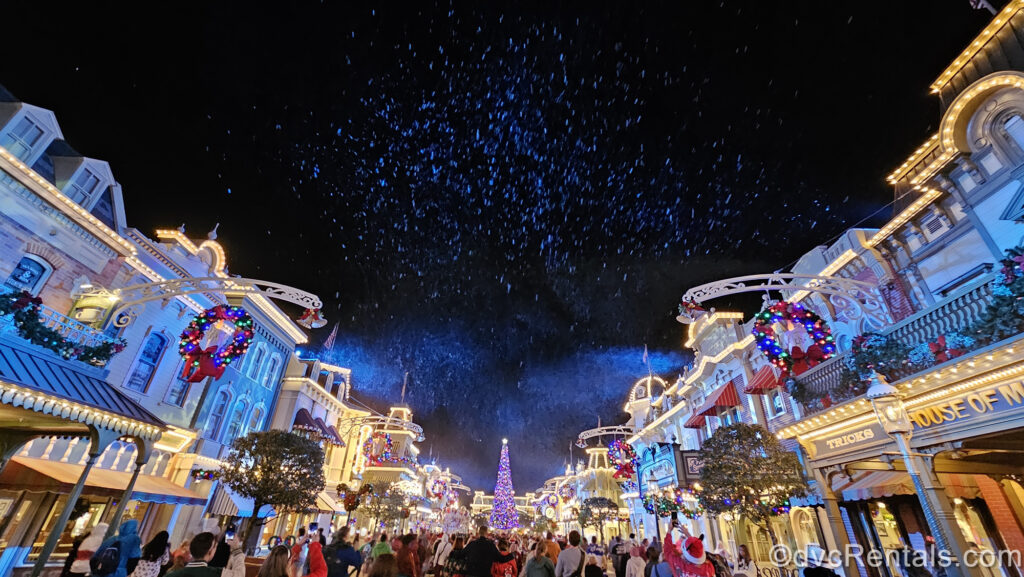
[{"xmin": 909, "ymin": 380, "xmax": 1024, "ymax": 429}]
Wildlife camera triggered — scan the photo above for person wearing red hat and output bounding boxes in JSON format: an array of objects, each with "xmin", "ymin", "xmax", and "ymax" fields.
[{"xmin": 661, "ymin": 520, "xmax": 713, "ymax": 577}]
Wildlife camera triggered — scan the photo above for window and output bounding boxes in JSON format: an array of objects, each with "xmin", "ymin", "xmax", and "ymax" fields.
[
  {"xmin": 205, "ymin": 391, "xmax": 231, "ymax": 439},
  {"xmin": 246, "ymin": 344, "xmax": 266, "ymax": 380},
  {"xmin": 223, "ymin": 399, "xmax": 249, "ymax": 442},
  {"xmin": 246, "ymin": 406, "xmax": 265, "ymax": 435},
  {"xmin": 125, "ymin": 333, "xmax": 168, "ymax": 393},
  {"xmin": 1005, "ymin": 115, "xmax": 1024, "ymax": 153},
  {"xmin": 4, "ymin": 255, "xmax": 52, "ymax": 295},
  {"xmin": 261, "ymin": 355, "xmax": 281, "ymax": 388},
  {"xmin": 719, "ymin": 407, "xmax": 741, "ymax": 426},
  {"xmin": 90, "ymin": 187, "xmax": 117, "ymax": 229},
  {"xmin": 1, "ymin": 116, "xmax": 44, "ymax": 160},
  {"xmin": 165, "ymin": 376, "xmax": 190, "ymax": 407},
  {"xmin": 767, "ymin": 390, "xmax": 786, "ymax": 417},
  {"xmin": 67, "ymin": 168, "xmax": 102, "ymax": 205}
]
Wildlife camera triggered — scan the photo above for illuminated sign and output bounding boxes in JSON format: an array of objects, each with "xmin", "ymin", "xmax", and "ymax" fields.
[{"xmin": 909, "ymin": 380, "xmax": 1024, "ymax": 429}]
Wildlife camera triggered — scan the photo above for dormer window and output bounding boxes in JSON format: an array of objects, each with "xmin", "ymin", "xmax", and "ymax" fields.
[
  {"xmin": 67, "ymin": 168, "xmax": 102, "ymax": 206},
  {"xmin": 1, "ymin": 116, "xmax": 45, "ymax": 160}
]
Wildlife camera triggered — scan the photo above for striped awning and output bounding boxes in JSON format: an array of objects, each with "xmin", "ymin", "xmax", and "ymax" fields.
[
  {"xmin": 832, "ymin": 471, "xmax": 980, "ymax": 502},
  {"xmin": 697, "ymin": 381, "xmax": 742, "ymax": 417},
  {"xmin": 327, "ymin": 425, "xmax": 346, "ymax": 447},
  {"xmin": 207, "ymin": 482, "xmax": 275, "ymax": 518},
  {"xmin": 1, "ymin": 456, "xmax": 204, "ymax": 505},
  {"xmin": 744, "ymin": 366, "xmax": 781, "ymax": 395},
  {"xmin": 683, "ymin": 412, "xmax": 706, "ymax": 429}
]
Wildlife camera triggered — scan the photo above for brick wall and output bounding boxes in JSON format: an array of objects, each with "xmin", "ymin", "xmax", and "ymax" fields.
[
  {"xmin": 0, "ymin": 212, "xmax": 122, "ymax": 313},
  {"xmin": 975, "ymin": 475, "xmax": 1024, "ymax": 554}
]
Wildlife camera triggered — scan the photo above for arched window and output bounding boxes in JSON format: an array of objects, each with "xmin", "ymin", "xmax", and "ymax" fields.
[
  {"xmin": 1005, "ymin": 114, "xmax": 1024, "ymax": 153},
  {"xmin": 223, "ymin": 399, "xmax": 249, "ymax": 442},
  {"xmin": 4, "ymin": 255, "xmax": 53, "ymax": 295},
  {"xmin": 125, "ymin": 333, "xmax": 168, "ymax": 393},
  {"xmin": 205, "ymin": 390, "xmax": 231, "ymax": 439},
  {"xmin": 261, "ymin": 354, "xmax": 281, "ymax": 388},
  {"xmin": 246, "ymin": 405, "xmax": 265, "ymax": 435},
  {"xmin": 246, "ymin": 344, "xmax": 266, "ymax": 380}
]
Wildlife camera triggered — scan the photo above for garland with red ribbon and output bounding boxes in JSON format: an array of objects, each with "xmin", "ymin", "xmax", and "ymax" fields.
[
  {"xmin": 179, "ymin": 305, "xmax": 254, "ymax": 383},
  {"xmin": 608, "ymin": 439, "xmax": 638, "ymax": 479}
]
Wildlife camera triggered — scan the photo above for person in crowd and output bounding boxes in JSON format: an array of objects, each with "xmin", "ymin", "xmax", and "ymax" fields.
[
  {"xmin": 645, "ymin": 550, "xmax": 670, "ymax": 577},
  {"xmin": 463, "ymin": 526, "xmax": 515, "ymax": 577},
  {"xmin": 397, "ymin": 534, "xmax": 423, "ymax": 577},
  {"xmin": 445, "ymin": 536, "xmax": 468, "ymax": 577},
  {"xmin": 165, "ymin": 532, "xmax": 220, "ymax": 577},
  {"xmin": 207, "ymin": 522, "xmax": 232, "ymax": 569},
  {"xmin": 222, "ymin": 533, "xmax": 247, "ymax": 577},
  {"xmin": 642, "ymin": 548, "xmax": 658, "ymax": 577},
  {"xmin": 372, "ymin": 534, "xmax": 394, "ymax": 559},
  {"xmin": 553, "ymin": 532, "xmax": 586, "ymax": 577},
  {"xmin": 60, "ymin": 527, "xmax": 84, "ymax": 577},
  {"xmin": 168, "ymin": 539, "xmax": 192, "ymax": 575},
  {"xmin": 431, "ymin": 534, "xmax": 454, "ymax": 575},
  {"xmin": 94, "ymin": 519, "xmax": 143, "ymax": 577},
  {"xmin": 541, "ymin": 534, "xmax": 561, "ymax": 565},
  {"xmin": 627, "ymin": 537, "xmax": 637, "ymax": 549},
  {"xmin": 292, "ymin": 528, "xmax": 311, "ymax": 577},
  {"xmin": 258, "ymin": 545, "xmax": 292, "ymax": 577},
  {"xmin": 639, "ymin": 542, "xmax": 648, "ymax": 553},
  {"xmin": 491, "ymin": 539, "xmax": 518, "ymax": 577},
  {"xmin": 129, "ymin": 531, "xmax": 171, "ymax": 577},
  {"xmin": 583, "ymin": 556, "xmax": 603, "ymax": 577},
  {"xmin": 521, "ymin": 543, "xmax": 554, "ymax": 577},
  {"xmin": 369, "ymin": 555, "xmax": 399, "ymax": 577},
  {"xmin": 624, "ymin": 548, "xmax": 645, "ymax": 577},
  {"xmin": 585, "ymin": 538, "xmax": 604, "ymax": 570},
  {"xmin": 649, "ymin": 539, "xmax": 661, "ymax": 557},
  {"xmin": 606, "ymin": 537, "xmax": 623, "ymax": 577},
  {"xmin": 324, "ymin": 528, "xmax": 364, "ymax": 577},
  {"xmin": 69, "ymin": 523, "xmax": 108, "ymax": 577},
  {"xmin": 732, "ymin": 545, "xmax": 756, "ymax": 577}
]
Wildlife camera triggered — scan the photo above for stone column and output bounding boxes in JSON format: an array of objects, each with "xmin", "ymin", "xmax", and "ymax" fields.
[
  {"xmin": 105, "ymin": 458, "xmax": 146, "ymax": 538},
  {"xmin": 31, "ymin": 452, "xmax": 101, "ymax": 577}
]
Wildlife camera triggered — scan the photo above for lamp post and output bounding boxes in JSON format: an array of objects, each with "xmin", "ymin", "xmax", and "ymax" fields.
[
  {"xmin": 646, "ymin": 474, "xmax": 662, "ymax": 542},
  {"xmin": 866, "ymin": 373, "xmax": 969, "ymax": 577}
]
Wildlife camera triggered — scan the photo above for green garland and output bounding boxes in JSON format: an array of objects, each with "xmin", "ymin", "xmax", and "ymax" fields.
[{"xmin": 0, "ymin": 291, "xmax": 126, "ymax": 365}]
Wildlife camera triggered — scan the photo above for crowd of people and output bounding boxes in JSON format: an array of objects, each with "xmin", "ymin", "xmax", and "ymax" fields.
[{"xmin": 59, "ymin": 518, "xmax": 841, "ymax": 577}]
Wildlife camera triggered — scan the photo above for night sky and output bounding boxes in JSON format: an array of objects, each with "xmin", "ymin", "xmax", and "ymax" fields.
[{"xmin": 3, "ymin": 2, "xmax": 994, "ymax": 491}]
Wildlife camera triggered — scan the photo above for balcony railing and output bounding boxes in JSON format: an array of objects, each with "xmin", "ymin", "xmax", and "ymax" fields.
[
  {"xmin": 0, "ymin": 299, "xmax": 120, "ymax": 361},
  {"xmin": 796, "ymin": 273, "xmax": 996, "ymax": 415}
]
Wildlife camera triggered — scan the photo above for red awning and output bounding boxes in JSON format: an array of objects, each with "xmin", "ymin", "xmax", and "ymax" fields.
[
  {"xmin": 744, "ymin": 366, "xmax": 781, "ymax": 395},
  {"xmin": 697, "ymin": 381, "xmax": 742, "ymax": 417},
  {"xmin": 683, "ymin": 412, "xmax": 706, "ymax": 429}
]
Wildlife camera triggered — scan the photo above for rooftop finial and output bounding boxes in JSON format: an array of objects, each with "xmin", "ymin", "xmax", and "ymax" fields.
[{"xmin": 207, "ymin": 223, "xmax": 220, "ymax": 240}]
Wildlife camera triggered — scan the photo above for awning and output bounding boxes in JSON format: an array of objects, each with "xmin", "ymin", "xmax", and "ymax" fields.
[
  {"xmin": 832, "ymin": 470, "xmax": 980, "ymax": 502},
  {"xmin": 317, "ymin": 490, "xmax": 341, "ymax": 513},
  {"xmin": 293, "ymin": 408, "xmax": 319, "ymax": 433},
  {"xmin": 327, "ymin": 425, "xmax": 346, "ymax": 447},
  {"xmin": 744, "ymin": 366, "xmax": 780, "ymax": 395},
  {"xmin": 683, "ymin": 412, "xmax": 706, "ymax": 429},
  {"xmin": 207, "ymin": 482, "xmax": 275, "ymax": 518},
  {"xmin": 697, "ymin": 381, "xmax": 742, "ymax": 417},
  {"xmin": 1, "ymin": 456, "xmax": 205, "ymax": 505},
  {"xmin": 314, "ymin": 417, "xmax": 343, "ymax": 446}
]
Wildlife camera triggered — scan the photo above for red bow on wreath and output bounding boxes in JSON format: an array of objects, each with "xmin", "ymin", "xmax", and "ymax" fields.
[
  {"xmin": 790, "ymin": 346, "xmax": 809, "ymax": 376},
  {"xmin": 929, "ymin": 335, "xmax": 964, "ymax": 364},
  {"xmin": 181, "ymin": 345, "xmax": 227, "ymax": 383},
  {"xmin": 613, "ymin": 462, "xmax": 636, "ymax": 479}
]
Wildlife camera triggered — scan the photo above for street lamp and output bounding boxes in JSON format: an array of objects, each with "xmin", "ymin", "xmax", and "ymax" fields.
[
  {"xmin": 646, "ymin": 473, "xmax": 662, "ymax": 541},
  {"xmin": 866, "ymin": 373, "xmax": 966, "ymax": 577}
]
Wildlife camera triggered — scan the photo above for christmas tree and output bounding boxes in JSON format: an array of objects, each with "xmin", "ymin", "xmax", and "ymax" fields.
[
  {"xmin": 973, "ymin": 245, "xmax": 1024, "ymax": 343},
  {"xmin": 489, "ymin": 439, "xmax": 519, "ymax": 530}
]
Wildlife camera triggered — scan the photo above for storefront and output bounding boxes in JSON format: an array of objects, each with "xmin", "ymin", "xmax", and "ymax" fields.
[{"xmin": 781, "ymin": 337, "xmax": 1024, "ymax": 577}]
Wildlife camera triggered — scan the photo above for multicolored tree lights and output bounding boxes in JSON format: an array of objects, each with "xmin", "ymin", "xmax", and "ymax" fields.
[{"xmin": 489, "ymin": 439, "xmax": 519, "ymax": 530}]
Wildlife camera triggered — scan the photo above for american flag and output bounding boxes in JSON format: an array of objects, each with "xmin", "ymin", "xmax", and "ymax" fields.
[{"xmin": 322, "ymin": 323, "xmax": 339, "ymax": 352}]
